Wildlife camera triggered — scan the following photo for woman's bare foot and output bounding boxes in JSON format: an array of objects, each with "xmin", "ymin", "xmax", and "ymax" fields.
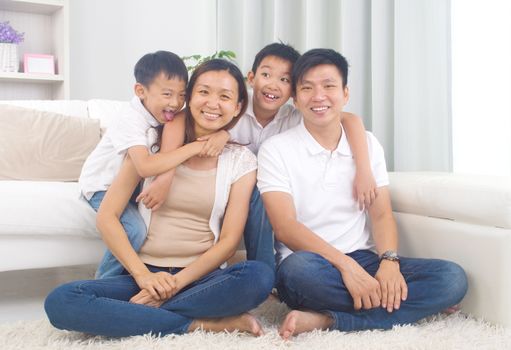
[
  {"xmin": 188, "ymin": 313, "xmax": 264, "ymax": 336},
  {"xmin": 279, "ymin": 310, "xmax": 334, "ymax": 340},
  {"xmin": 443, "ymin": 304, "xmax": 461, "ymax": 315}
]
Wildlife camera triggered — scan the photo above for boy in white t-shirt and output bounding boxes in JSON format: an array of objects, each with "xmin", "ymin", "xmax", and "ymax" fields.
[{"xmin": 79, "ymin": 51, "xmax": 222, "ymax": 278}]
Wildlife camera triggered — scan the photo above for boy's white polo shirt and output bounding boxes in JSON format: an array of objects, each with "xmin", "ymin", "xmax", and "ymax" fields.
[
  {"xmin": 228, "ymin": 90, "xmax": 302, "ymax": 154},
  {"xmin": 78, "ymin": 96, "xmax": 160, "ymax": 200},
  {"xmin": 257, "ymin": 121, "xmax": 389, "ymax": 264}
]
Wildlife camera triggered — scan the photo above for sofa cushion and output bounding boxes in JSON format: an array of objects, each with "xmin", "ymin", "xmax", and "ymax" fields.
[
  {"xmin": 0, "ymin": 181, "xmax": 99, "ymax": 238},
  {"xmin": 0, "ymin": 105, "xmax": 101, "ymax": 181},
  {"xmin": 389, "ymin": 172, "xmax": 511, "ymax": 229}
]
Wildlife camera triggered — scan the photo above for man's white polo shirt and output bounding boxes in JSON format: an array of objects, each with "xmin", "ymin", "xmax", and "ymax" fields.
[
  {"xmin": 228, "ymin": 90, "xmax": 302, "ymax": 154},
  {"xmin": 78, "ymin": 96, "xmax": 160, "ymax": 200},
  {"xmin": 257, "ymin": 121, "xmax": 390, "ymax": 264}
]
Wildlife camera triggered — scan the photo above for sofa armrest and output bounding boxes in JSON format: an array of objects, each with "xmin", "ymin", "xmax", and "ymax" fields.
[{"xmin": 388, "ymin": 172, "xmax": 511, "ymax": 229}]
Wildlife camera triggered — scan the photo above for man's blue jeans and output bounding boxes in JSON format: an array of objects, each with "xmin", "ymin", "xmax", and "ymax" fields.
[
  {"xmin": 243, "ymin": 186, "xmax": 275, "ymax": 273},
  {"xmin": 45, "ymin": 261, "xmax": 274, "ymax": 337},
  {"xmin": 88, "ymin": 191, "xmax": 147, "ymax": 279},
  {"xmin": 276, "ymin": 250, "xmax": 468, "ymax": 331}
]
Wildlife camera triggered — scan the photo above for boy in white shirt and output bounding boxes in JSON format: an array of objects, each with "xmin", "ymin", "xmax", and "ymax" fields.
[{"xmin": 80, "ymin": 51, "xmax": 221, "ymax": 278}]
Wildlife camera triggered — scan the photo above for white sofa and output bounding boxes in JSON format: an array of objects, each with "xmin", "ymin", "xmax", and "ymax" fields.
[
  {"xmin": 0, "ymin": 99, "xmax": 128, "ymax": 272},
  {"xmin": 0, "ymin": 100, "xmax": 510, "ymax": 327}
]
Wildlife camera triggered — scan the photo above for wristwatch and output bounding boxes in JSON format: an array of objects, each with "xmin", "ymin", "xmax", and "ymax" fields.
[{"xmin": 380, "ymin": 250, "xmax": 400, "ymax": 263}]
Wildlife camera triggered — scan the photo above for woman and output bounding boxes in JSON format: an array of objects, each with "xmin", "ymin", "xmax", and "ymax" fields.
[{"xmin": 45, "ymin": 59, "xmax": 274, "ymax": 337}]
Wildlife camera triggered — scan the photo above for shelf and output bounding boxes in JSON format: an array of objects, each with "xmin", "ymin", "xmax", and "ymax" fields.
[
  {"xmin": 0, "ymin": 71, "xmax": 63, "ymax": 83},
  {"xmin": 0, "ymin": 0, "xmax": 63, "ymax": 14},
  {"xmin": 0, "ymin": 0, "xmax": 68, "ymax": 99}
]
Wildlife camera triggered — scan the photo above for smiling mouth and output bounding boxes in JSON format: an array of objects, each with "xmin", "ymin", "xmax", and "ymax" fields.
[
  {"xmin": 202, "ymin": 111, "xmax": 221, "ymax": 121},
  {"xmin": 263, "ymin": 92, "xmax": 280, "ymax": 101},
  {"xmin": 311, "ymin": 106, "xmax": 329, "ymax": 112}
]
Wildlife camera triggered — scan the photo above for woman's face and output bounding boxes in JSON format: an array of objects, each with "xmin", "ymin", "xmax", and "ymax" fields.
[{"xmin": 189, "ymin": 70, "xmax": 242, "ymax": 137}]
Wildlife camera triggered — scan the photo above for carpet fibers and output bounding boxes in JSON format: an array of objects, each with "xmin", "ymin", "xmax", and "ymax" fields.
[{"xmin": 1, "ymin": 298, "xmax": 510, "ymax": 350}]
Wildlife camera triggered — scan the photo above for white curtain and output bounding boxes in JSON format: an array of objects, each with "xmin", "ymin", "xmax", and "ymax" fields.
[{"xmin": 217, "ymin": 0, "xmax": 452, "ymax": 171}]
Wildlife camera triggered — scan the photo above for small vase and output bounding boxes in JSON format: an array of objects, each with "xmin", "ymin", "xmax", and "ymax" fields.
[{"xmin": 0, "ymin": 43, "xmax": 19, "ymax": 72}]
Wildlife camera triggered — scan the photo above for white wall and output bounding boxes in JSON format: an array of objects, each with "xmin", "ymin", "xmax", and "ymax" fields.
[{"xmin": 69, "ymin": 0, "xmax": 217, "ymax": 100}]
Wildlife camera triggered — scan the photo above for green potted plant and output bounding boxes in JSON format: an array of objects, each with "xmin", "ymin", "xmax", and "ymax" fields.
[{"xmin": 182, "ymin": 50, "xmax": 236, "ymax": 73}]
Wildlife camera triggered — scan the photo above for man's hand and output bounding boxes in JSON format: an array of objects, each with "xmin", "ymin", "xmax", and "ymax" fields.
[
  {"xmin": 130, "ymin": 288, "xmax": 166, "ymax": 307},
  {"xmin": 197, "ymin": 130, "xmax": 230, "ymax": 157},
  {"xmin": 339, "ymin": 255, "xmax": 381, "ymax": 310},
  {"xmin": 353, "ymin": 170, "xmax": 377, "ymax": 210},
  {"xmin": 136, "ymin": 176, "xmax": 172, "ymax": 211},
  {"xmin": 133, "ymin": 271, "xmax": 178, "ymax": 301},
  {"xmin": 374, "ymin": 260, "xmax": 408, "ymax": 312}
]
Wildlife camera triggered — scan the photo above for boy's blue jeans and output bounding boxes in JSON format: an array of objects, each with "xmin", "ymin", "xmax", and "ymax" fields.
[
  {"xmin": 244, "ymin": 186, "xmax": 275, "ymax": 273},
  {"xmin": 276, "ymin": 250, "xmax": 468, "ymax": 331},
  {"xmin": 45, "ymin": 261, "xmax": 274, "ymax": 337},
  {"xmin": 88, "ymin": 191, "xmax": 147, "ymax": 279}
]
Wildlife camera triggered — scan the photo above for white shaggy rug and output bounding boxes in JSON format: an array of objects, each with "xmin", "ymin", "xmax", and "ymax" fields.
[{"xmin": 1, "ymin": 297, "xmax": 510, "ymax": 350}]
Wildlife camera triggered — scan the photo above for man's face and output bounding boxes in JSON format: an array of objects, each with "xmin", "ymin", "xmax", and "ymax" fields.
[
  {"xmin": 294, "ymin": 64, "xmax": 349, "ymax": 130},
  {"xmin": 136, "ymin": 72, "xmax": 186, "ymax": 124},
  {"xmin": 248, "ymin": 55, "xmax": 293, "ymax": 114}
]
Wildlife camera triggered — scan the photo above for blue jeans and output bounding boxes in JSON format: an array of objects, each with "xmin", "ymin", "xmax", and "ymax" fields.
[
  {"xmin": 88, "ymin": 191, "xmax": 147, "ymax": 279},
  {"xmin": 244, "ymin": 186, "xmax": 275, "ymax": 273},
  {"xmin": 45, "ymin": 261, "xmax": 274, "ymax": 337},
  {"xmin": 276, "ymin": 250, "xmax": 468, "ymax": 331}
]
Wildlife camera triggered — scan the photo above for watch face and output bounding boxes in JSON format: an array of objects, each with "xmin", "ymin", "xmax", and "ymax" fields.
[{"xmin": 382, "ymin": 251, "xmax": 399, "ymax": 261}]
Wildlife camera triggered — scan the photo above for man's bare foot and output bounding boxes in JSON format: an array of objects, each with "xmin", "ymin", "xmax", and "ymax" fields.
[
  {"xmin": 188, "ymin": 313, "xmax": 264, "ymax": 336},
  {"xmin": 279, "ymin": 310, "xmax": 334, "ymax": 340}
]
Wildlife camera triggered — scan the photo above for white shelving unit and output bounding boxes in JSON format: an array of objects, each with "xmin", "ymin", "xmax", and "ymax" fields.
[{"xmin": 0, "ymin": 0, "xmax": 69, "ymax": 100}]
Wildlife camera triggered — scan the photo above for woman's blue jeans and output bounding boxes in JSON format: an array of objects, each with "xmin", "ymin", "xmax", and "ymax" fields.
[
  {"xmin": 276, "ymin": 250, "xmax": 468, "ymax": 331},
  {"xmin": 88, "ymin": 191, "xmax": 147, "ymax": 279},
  {"xmin": 45, "ymin": 261, "xmax": 274, "ymax": 337},
  {"xmin": 244, "ymin": 186, "xmax": 275, "ymax": 273}
]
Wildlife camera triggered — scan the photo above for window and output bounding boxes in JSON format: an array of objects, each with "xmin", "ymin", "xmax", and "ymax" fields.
[{"xmin": 451, "ymin": 0, "xmax": 511, "ymax": 175}]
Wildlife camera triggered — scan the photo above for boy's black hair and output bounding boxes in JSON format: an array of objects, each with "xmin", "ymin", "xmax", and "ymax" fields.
[
  {"xmin": 292, "ymin": 48, "xmax": 349, "ymax": 94},
  {"xmin": 251, "ymin": 42, "xmax": 300, "ymax": 73},
  {"xmin": 134, "ymin": 51, "xmax": 188, "ymax": 87}
]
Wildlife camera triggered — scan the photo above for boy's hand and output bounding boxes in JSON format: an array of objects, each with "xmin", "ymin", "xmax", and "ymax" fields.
[
  {"xmin": 136, "ymin": 175, "xmax": 172, "ymax": 211},
  {"xmin": 197, "ymin": 130, "xmax": 230, "ymax": 157},
  {"xmin": 353, "ymin": 170, "xmax": 377, "ymax": 210}
]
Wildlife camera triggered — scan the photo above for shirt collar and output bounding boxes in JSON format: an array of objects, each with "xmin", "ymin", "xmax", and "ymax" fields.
[
  {"xmin": 245, "ymin": 89, "xmax": 292, "ymax": 125},
  {"xmin": 297, "ymin": 120, "xmax": 353, "ymax": 157},
  {"xmin": 130, "ymin": 96, "xmax": 160, "ymax": 128}
]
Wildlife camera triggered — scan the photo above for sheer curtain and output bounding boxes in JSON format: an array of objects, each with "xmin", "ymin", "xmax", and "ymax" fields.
[{"xmin": 217, "ymin": 0, "xmax": 452, "ymax": 171}]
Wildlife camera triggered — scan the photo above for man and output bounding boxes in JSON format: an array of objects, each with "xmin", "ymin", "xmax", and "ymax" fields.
[{"xmin": 257, "ymin": 48, "xmax": 467, "ymax": 339}]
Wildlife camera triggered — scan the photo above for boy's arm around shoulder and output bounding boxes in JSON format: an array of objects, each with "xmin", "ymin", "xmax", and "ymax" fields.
[
  {"xmin": 127, "ymin": 112, "xmax": 203, "ymax": 178},
  {"xmin": 341, "ymin": 112, "xmax": 377, "ymax": 209}
]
